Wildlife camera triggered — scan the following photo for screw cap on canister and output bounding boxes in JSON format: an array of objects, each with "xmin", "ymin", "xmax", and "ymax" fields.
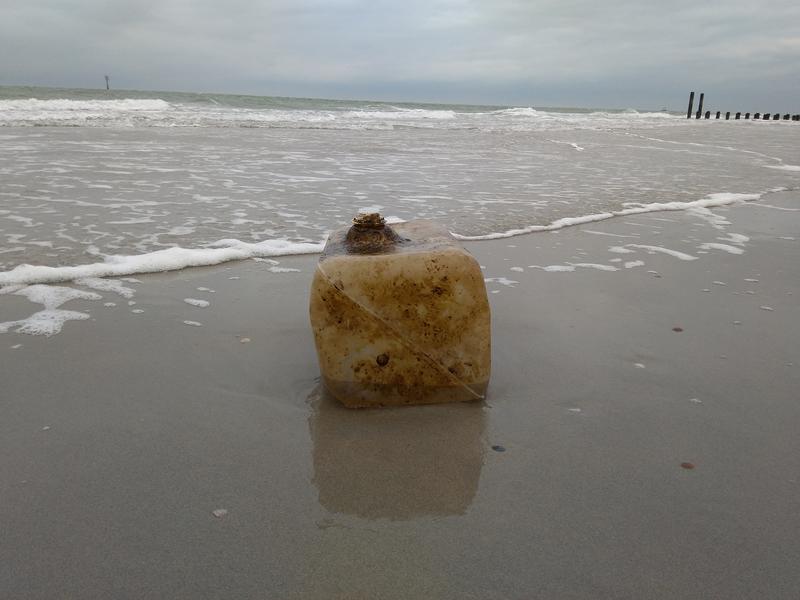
[{"xmin": 345, "ymin": 213, "xmax": 402, "ymax": 254}]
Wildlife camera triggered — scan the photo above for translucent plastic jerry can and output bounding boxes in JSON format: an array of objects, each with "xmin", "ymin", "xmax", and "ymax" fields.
[{"xmin": 309, "ymin": 213, "xmax": 491, "ymax": 408}]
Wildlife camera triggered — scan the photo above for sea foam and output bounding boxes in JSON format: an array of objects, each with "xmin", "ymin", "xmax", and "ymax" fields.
[
  {"xmin": 184, "ymin": 298, "xmax": 210, "ymax": 308},
  {"xmin": 0, "ymin": 189, "xmax": 763, "ymax": 286},
  {"xmin": 0, "ymin": 238, "xmax": 324, "ymax": 287},
  {"xmin": 452, "ymin": 192, "xmax": 762, "ymax": 241},
  {"xmin": 0, "ymin": 98, "xmax": 171, "ymax": 111},
  {"xmin": 0, "ymin": 285, "xmax": 101, "ymax": 336},
  {"xmin": 625, "ymin": 245, "xmax": 698, "ymax": 261},
  {"xmin": 698, "ymin": 243, "xmax": 744, "ymax": 255}
]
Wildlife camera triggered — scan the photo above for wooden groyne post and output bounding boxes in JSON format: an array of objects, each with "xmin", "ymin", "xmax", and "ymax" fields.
[{"xmin": 686, "ymin": 92, "xmax": 798, "ymax": 122}]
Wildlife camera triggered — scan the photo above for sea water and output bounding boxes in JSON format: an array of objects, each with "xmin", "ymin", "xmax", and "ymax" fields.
[{"xmin": 1, "ymin": 85, "xmax": 799, "ymax": 286}]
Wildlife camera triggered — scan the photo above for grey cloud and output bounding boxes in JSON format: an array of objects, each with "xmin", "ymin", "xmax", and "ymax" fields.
[{"xmin": 1, "ymin": 0, "xmax": 798, "ymax": 109}]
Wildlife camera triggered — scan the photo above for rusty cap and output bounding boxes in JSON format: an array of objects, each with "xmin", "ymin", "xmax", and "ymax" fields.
[
  {"xmin": 352, "ymin": 213, "xmax": 386, "ymax": 229},
  {"xmin": 344, "ymin": 212, "xmax": 402, "ymax": 254}
]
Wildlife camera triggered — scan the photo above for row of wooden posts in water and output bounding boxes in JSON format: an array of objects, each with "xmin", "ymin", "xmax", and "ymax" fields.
[{"xmin": 686, "ymin": 92, "xmax": 799, "ymax": 121}]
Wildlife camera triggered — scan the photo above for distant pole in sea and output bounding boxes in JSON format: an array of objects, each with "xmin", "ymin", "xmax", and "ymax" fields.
[
  {"xmin": 104, "ymin": 75, "xmax": 110, "ymax": 91},
  {"xmin": 686, "ymin": 91, "xmax": 695, "ymax": 119}
]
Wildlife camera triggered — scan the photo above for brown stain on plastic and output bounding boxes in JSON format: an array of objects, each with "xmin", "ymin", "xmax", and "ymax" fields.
[{"xmin": 309, "ymin": 218, "xmax": 491, "ymax": 408}]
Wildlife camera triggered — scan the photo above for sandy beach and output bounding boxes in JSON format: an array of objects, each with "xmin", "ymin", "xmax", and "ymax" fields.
[
  {"xmin": 2, "ymin": 190, "xmax": 798, "ymax": 599},
  {"xmin": 5, "ymin": 0, "xmax": 800, "ymax": 594}
]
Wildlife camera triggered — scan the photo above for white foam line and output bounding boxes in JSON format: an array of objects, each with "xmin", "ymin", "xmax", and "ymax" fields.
[
  {"xmin": 0, "ymin": 238, "xmax": 324, "ymax": 286},
  {"xmin": 754, "ymin": 204, "xmax": 800, "ymax": 212},
  {"xmin": 484, "ymin": 277, "xmax": 519, "ymax": 286},
  {"xmin": 621, "ymin": 132, "xmax": 785, "ymax": 164},
  {"xmin": 583, "ymin": 230, "xmax": 640, "ymax": 239},
  {"xmin": 532, "ymin": 265, "xmax": 575, "ymax": 272},
  {"xmin": 531, "ymin": 263, "xmax": 619, "ymax": 272},
  {"xmin": 698, "ymin": 243, "xmax": 744, "ymax": 255},
  {"xmin": 688, "ymin": 207, "xmax": 730, "ymax": 230},
  {"xmin": 569, "ymin": 263, "xmax": 619, "ymax": 272},
  {"xmin": 452, "ymin": 192, "xmax": 762, "ymax": 241},
  {"xmin": 764, "ymin": 165, "xmax": 800, "ymax": 171},
  {"xmin": 718, "ymin": 233, "xmax": 749, "ymax": 245},
  {"xmin": 626, "ymin": 244, "xmax": 698, "ymax": 261},
  {"xmin": 183, "ymin": 298, "xmax": 210, "ymax": 308}
]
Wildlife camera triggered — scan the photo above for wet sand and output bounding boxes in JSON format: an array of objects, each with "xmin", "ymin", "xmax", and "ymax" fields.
[{"xmin": 2, "ymin": 194, "xmax": 799, "ymax": 599}]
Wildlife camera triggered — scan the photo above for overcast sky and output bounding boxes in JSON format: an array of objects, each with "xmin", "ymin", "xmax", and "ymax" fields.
[{"xmin": 2, "ymin": 0, "xmax": 799, "ymax": 110}]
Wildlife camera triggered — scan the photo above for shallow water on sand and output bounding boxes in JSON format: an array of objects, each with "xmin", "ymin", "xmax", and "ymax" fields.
[{"xmin": 1, "ymin": 122, "xmax": 798, "ymax": 272}]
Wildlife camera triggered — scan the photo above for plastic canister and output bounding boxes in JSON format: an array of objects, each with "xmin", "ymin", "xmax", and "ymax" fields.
[{"xmin": 309, "ymin": 213, "xmax": 491, "ymax": 407}]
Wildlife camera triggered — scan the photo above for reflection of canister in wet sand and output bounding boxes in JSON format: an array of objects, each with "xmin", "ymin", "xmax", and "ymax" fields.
[{"xmin": 307, "ymin": 386, "xmax": 486, "ymax": 520}]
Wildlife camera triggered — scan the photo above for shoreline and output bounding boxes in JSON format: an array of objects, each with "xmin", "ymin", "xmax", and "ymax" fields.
[{"xmin": 0, "ymin": 187, "xmax": 788, "ymax": 288}]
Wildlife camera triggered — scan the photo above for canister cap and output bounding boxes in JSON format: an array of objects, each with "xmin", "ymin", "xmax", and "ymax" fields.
[
  {"xmin": 345, "ymin": 213, "xmax": 403, "ymax": 254},
  {"xmin": 351, "ymin": 213, "xmax": 386, "ymax": 229}
]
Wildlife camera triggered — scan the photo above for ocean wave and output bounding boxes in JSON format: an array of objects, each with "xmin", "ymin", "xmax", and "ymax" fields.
[
  {"xmin": 0, "ymin": 98, "xmax": 172, "ymax": 112},
  {"xmin": 0, "ymin": 96, "xmax": 682, "ymax": 130},
  {"xmin": 589, "ymin": 109, "xmax": 674, "ymax": 119},
  {"xmin": 492, "ymin": 107, "xmax": 540, "ymax": 116},
  {"xmin": 343, "ymin": 108, "xmax": 457, "ymax": 120}
]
